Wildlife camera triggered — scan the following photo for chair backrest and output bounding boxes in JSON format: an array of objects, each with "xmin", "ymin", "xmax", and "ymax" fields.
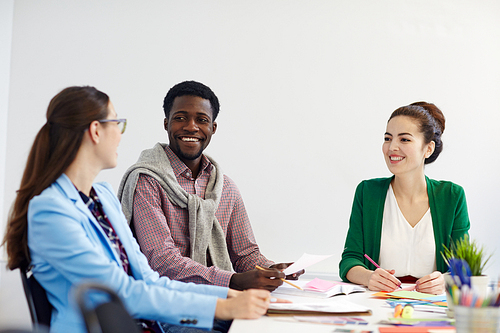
[
  {"xmin": 19, "ymin": 269, "xmax": 52, "ymax": 329},
  {"xmin": 0, "ymin": 329, "xmax": 48, "ymax": 333},
  {"xmin": 75, "ymin": 282, "xmax": 141, "ymax": 333}
]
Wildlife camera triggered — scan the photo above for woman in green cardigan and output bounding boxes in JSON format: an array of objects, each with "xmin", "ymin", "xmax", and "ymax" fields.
[{"xmin": 339, "ymin": 102, "xmax": 470, "ymax": 295}]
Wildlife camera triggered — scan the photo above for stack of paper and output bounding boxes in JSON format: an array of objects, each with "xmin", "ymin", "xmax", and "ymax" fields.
[{"xmin": 267, "ymin": 299, "xmax": 371, "ymax": 316}]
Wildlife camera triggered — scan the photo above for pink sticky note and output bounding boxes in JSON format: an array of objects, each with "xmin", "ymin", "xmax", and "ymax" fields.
[{"xmin": 304, "ymin": 278, "xmax": 336, "ymax": 291}]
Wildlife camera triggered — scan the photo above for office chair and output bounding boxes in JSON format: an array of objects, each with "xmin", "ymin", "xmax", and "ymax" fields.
[
  {"xmin": 75, "ymin": 282, "xmax": 141, "ymax": 333},
  {"xmin": 0, "ymin": 329, "xmax": 48, "ymax": 333},
  {"xmin": 19, "ymin": 269, "xmax": 52, "ymax": 330}
]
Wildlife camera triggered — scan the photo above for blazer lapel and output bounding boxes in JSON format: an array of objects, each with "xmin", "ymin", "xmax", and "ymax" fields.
[
  {"xmin": 55, "ymin": 174, "xmax": 122, "ymax": 265},
  {"xmin": 93, "ymin": 185, "xmax": 143, "ymax": 279}
]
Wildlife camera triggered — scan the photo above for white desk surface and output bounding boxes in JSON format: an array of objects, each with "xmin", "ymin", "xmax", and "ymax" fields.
[{"xmin": 229, "ymin": 281, "xmax": 448, "ymax": 333}]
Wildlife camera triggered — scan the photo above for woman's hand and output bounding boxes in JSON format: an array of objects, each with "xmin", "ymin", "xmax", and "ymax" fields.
[
  {"xmin": 346, "ymin": 266, "xmax": 400, "ymax": 291},
  {"xmin": 216, "ymin": 289, "xmax": 291, "ymax": 320},
  {"xmin": 215, "ymin": 289, "xmax": 270, "ymax": 320},
  {"xmin": 416, "ymin": 271, "xmax": 444, "ymax": 295},
  {"xmin": 367, "ymin": 268, "xmax": 401, "ymax": 292},
  {"xmin": 227, "ymin": 288, "xmax": 242, "ymax": 298}
]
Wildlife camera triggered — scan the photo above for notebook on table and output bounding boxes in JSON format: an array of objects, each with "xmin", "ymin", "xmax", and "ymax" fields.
[{"xmin": 272, "ymin": 278, "xmax": 366, "ymax": 298}]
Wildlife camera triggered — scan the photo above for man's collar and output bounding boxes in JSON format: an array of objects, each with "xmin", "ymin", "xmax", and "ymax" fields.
[{"xmin": 163, "ymin": 145, "xmax": 212, "ymax": 178}]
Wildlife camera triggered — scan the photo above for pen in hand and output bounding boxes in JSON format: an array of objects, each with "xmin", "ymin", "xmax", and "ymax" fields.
[
  {"xmin": 255, "ymin": 265, "xmax": 303, "ymax": 290},
  {"xmin": 364, "ymin": 254, "xmax": 401, "ymax": 289},
  {"xmin": 364, "ymin": 254, "xmax": 381, "ymax": 269}
]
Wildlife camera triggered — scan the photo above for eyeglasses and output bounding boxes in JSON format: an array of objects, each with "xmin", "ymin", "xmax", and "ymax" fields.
[{"xmin": 99, "ymin": 118, "xmax": 127, "ymax": 134}]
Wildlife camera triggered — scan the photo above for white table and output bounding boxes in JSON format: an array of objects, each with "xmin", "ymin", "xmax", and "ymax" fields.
[{"xmin": 229, "ymin": 284, "xmax": 449, "ymax": 332}]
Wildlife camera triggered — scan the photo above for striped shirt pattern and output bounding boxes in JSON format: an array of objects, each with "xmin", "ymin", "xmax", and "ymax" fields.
[
  {"xmin": 132, "ymin": 145, "xmax": 273, "ymax": 287},
  {"xmin": 79, "ymin": 188, "xmax": 131, "ymax": 274},
  {"xmin": 80, "ymin": 189, "xmax": 162, "ymax": 333}
]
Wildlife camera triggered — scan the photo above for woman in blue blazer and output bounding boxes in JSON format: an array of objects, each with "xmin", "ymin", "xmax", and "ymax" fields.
[{"xmin": 3, "ymin": 86, "xmax": 276, "ymax": 333}]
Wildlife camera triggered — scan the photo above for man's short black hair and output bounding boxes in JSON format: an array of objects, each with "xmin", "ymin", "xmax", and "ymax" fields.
[{"xmin": 163, "ymin": 81, "xmax": 220, "ymax": 120}]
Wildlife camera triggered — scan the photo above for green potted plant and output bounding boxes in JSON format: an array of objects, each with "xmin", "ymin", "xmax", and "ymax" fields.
[{"xmin": 441, "ymin": 235, "xmax": 492, "ymax": 298}]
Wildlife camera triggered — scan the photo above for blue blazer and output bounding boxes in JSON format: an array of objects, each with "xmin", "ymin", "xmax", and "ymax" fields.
[{"xmin": 28, "ymin": 174, "xmax": 228, "ymax": 333}]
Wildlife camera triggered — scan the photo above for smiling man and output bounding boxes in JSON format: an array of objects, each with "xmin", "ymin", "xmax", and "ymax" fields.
[{"xmin": 118, "ymin": 81, "xmax": 300, "ymax": 291}]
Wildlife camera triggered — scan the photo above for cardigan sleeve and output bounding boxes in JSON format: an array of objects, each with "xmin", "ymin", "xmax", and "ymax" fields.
[
  {"xmin": 428, "ymin": 178, "xmax": 471, "ymax": 273},
  {"xmin": 339, "ymin": 178, "xmax": 391, "ymax": 282},
  {"xmin": 449, "ymin": 184, "xmax": 470, "ymax": 243},
  {"xmin": 339, "ymin": 182, "xmax": 370, "ymax": 281}
]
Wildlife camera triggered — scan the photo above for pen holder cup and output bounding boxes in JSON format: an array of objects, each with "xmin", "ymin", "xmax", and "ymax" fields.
[{"xmin": 454, "ymin": 306, "xmax": 500, "ymax": 333}]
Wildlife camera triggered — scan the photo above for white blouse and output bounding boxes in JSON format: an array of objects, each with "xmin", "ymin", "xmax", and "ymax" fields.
[{"xmin": 379, "ymin": 185, "xmax": 436, "ymax": 278}]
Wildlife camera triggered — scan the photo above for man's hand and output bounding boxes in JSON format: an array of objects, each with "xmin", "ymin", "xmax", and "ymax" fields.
[
  {"xmin": 269, "ymin": 262, "xmax": 305, "ymax": 280},
  {"xmin": 229, "ymin": 268, "xmax": 285, "ymax": 291}
]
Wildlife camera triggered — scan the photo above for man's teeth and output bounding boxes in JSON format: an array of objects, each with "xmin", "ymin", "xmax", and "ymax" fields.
[
  {"xmin": 390, "ymin": 156, "xmax": 404, "ymax": 161},
  {"xmin": 181, "ymin": 137, "xmax": 199, "ymax": 142}
]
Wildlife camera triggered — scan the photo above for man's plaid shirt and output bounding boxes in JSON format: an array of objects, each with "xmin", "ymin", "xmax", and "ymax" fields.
[{"xmin": 132, "ymin": 145, "xmax": 273, "ymax": 287}]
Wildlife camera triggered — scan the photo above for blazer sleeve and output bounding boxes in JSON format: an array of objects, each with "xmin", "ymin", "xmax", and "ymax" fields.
[
  {"xmin": 28, "ymin": 187, "xmax": 223, "ymax": 330},
  {"xmin": 97, "ymin": 182, "xmax": 228, "ymax": 297}
]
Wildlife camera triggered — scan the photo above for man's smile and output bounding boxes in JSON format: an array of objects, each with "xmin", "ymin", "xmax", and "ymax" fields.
[{"xmin": 180, "ymin": 136, "xmax": 201, "ymax": 142}]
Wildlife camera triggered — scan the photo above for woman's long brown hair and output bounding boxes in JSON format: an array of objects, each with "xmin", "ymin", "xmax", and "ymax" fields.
[{"xmin": 2, "ymin": 86, "xmax": 109, "ymax": 270}]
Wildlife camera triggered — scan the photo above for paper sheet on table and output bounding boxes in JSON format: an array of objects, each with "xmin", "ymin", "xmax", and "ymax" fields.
[
  {"xmin": 379, "ymin": 326, "xmax": 455, "ymax": 332},
  {"xmin": 282, "ymin": 253, "xmax": 333, "ymax": 275},
  {"xmin": 273, "ymin": 279, "xmax": 365, "ymax": 298},
  {"xmin": 267, "ymin": 299, "xmax": 371, "ymax": 315},
  {"xmin": 293, "ymin": 316, "xmax": 369, "ymax": 325},
  {"xmin": 387, "ymin": 290, "xmax": 446, "ymax": 302}
]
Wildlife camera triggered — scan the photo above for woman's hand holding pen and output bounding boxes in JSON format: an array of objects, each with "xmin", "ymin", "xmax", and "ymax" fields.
[
  {"xmin": 362, "ymin": 254, "xmax": 400, "ymax": 291},
  {"xmin": 368, "ymin": 267, "xmax": 402, "ymax": 292},
  {"xmin": 416, "ymin": 271, "xmax": 445, "ymax": 295},
  {"xmin": 346, "ymin": 265, "xmax": 401, "ymax": 292}
]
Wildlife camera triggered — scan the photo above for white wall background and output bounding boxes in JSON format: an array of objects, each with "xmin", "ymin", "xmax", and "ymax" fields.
[
  {"xmin": 1, "ymin": 0, "xmax": 500, "ymax": 328},
  {"xmin": 0, "ymin": 0, "xmax": 13, "ymax": 238},
  {"xmin": 0, "ymin": 0, "xmax": 28, "ymax": 329}
]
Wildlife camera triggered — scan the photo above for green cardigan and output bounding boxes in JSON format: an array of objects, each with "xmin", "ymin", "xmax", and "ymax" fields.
[{"xmin": 339, "ymin": 176, "xmax": 470, "ymax": 282}]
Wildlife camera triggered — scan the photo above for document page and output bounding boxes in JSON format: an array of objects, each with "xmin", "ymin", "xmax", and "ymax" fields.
[
  {"xmin": 268, "ymin": 299, "xmax": 371, "ymax": 315},
  {"xmin": 283, "ymin": 253, "xmax": 333, "ymax": 275}
]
